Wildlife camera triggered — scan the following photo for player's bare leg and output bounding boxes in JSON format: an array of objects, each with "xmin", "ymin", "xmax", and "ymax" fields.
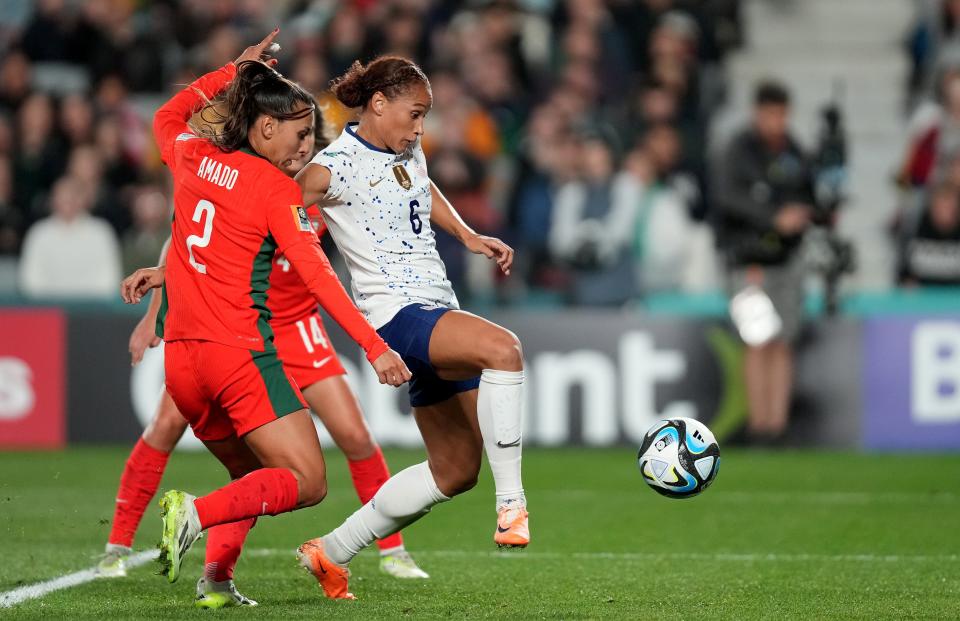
[
  {"xmin": 304, "ymin": 377, "xmax": 428, "ymax": 578},
  {"xmin": 428, "ymin": 310, "xmax": 529, "ymax": 547},
  {"xmin": 97, "ymin": 391, "xmax": 187, "ymax": 577}
]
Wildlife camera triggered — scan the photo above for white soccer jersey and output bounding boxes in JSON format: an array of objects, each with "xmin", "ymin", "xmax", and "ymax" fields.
[{"xmin": 310, "ymin": 123, "xmax": 459, "ymax": 329}]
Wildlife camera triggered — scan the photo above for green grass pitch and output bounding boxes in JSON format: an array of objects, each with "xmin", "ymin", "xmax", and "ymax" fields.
[{"xmin": 1, "ymin": 447, "xmax": 958, "ymax": 619}]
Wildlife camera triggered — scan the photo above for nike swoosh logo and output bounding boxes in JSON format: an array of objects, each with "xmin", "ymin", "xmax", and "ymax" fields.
[
  {"xmin": 317, "ymin": 560, "xmax": 328, "ymax": 574},
  {"xmin": 496, "ymin": 437, "xmax": 521, "ymax": 448},
  {"xmin": 369, "ymin": 178, "xmax": 385, "ymax": 187},
  {"xmin": 496, "ymin": 525, "xmax": 511, "ymax": 533},
  {"xmin": 312, "ymin": 355, "xmax": 333, "ymax": 369}
]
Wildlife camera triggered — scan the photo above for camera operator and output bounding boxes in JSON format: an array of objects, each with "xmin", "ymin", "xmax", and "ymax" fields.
[{"xmin": 712, "ymin": 80, "xmax": 815, "ymax": 442}]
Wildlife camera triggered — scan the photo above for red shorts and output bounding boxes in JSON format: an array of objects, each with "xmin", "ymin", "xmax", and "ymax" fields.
[
  {"xmin": 164, "ymin": 339, "xmax": 307, "ymax": 441},
  {"xmin": 271, "ymin": 312, "xmax": 346, "ymax": 390}
]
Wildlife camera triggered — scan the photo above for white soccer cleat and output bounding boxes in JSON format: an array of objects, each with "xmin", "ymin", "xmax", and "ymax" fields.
[
  {"xmin": 379, "ymin": 550, "xmax": 429, "ymax": 579},
  {"xmin": 95, "ymin": 544, "xmax": 131, "ymax": 578},
  {"xmin": 195, "ymin": 577, "xmax": 258, "ymax": 608}
]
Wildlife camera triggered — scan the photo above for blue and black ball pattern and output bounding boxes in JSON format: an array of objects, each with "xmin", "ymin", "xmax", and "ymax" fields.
[{"xmin": 637, "ymin": 418, "xmax": 721, "ymax": 499}]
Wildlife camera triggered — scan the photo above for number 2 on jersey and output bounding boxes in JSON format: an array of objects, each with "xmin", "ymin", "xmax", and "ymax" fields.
[
  {"xmin": 409, "ymin": 200, "xmax": 422, "ymax": 235},
  {"xmin": 186, "ymin": 199, "xmax": 215, "ymax": 274}
]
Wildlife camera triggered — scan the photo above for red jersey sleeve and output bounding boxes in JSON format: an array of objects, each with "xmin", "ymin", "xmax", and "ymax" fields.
[
  {"xmin": 265, "ymin": 182, "xmax": 388, "ymax": 363},
  {"xmin": 153, "ymin": 63, "xmax": 237, "ymax": 167}
]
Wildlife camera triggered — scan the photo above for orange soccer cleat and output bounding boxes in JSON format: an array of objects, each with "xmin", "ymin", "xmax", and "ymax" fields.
[
  {"xmin": 296, "ymin": 538, "xmax": 355, "ymax": 600},
  {"xmin": 494, "ymin": 506, "xmax": 530, "ymax": 548}
]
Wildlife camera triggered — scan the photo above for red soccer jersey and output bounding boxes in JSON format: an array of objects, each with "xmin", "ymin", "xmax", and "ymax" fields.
[
  {"xmin": 154, "ymin": 63, "xmax": 387, "ymax": 363},
  {"xmin": 267, "ymin": 205, "xmax": 327, "ymax": 326}
]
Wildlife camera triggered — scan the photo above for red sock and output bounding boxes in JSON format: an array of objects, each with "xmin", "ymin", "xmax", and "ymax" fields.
[
  {"xmin": 204, "ymin": 518, "xmax": 256, "ymax": 582},
  {"xmin": 107, "ymin": 438, "xmax": 170, "ymax": 548},
  {"xmin": 194, "ymin": 468, "xmax": 299, "ymax": 529},
  {"xmin": 348, "ymin": 447, "xmax": 404, "ymax": 551}
]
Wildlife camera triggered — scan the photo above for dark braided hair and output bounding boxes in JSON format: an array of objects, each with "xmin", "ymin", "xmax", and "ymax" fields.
[
  {"xmin": 330, "ymin": 56, "xmax": 430, "ymax": 109},
  {"xmin": 195, "ymin": 60, "xmax": 315, "ymax": 152}
]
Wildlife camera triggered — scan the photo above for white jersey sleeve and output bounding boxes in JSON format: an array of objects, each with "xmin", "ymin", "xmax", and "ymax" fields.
[
  {"xmin": 308, "ymin": 123, "xmax": 459, "ymax": 329},
  {"xmin": 311, "ymin": 148, "xmax": 354, "ymax": 201}
]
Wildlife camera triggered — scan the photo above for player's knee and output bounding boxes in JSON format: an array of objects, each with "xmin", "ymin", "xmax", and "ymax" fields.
[
  {"xmin": 293, "ymin": 468, "xmax": 328, "ymax": 506},
  {"xmin": 143, "ymin": 414, "xmax": 187, "ymax": 452},
  {"xmin": 337, "ymin": 429, "xmax": 375, "ymax": 461},
  {"xmin": 481, "ymin": 329, "xmax": 523, "ymax": 371}
]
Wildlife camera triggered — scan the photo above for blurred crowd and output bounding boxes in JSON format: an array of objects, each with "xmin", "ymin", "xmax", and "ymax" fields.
[
  {"xmin": 0, "ymin": 0, "xmax": 746, "ymax": 302},
  {"xmin": 898, "ymin": 0, "xmax": 960, "ymax": 286}
]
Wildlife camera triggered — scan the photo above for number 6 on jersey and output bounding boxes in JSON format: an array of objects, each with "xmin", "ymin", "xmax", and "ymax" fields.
[{"xmin": 187, "ymin": 199, "xmax": 215, "ymax": 274}]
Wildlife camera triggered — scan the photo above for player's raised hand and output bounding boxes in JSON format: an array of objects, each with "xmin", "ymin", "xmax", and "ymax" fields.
[
  {"xmin": 128, "ymin": 313, "xmax": 161, "ymax": 366},
  {"xmin": 235, "ymin": 28, "xmax": 281, "ymax": 67},
  {"xmin": 120, "ymin": 266, "xmax": 165, "ymax": 304},
  {"xmin": 464, "ymin": 234, "xmax": 514, "ymax": 276},
  {"xmin": 372, "ymin": 349, "xmax": 412, "ymax": 387}
]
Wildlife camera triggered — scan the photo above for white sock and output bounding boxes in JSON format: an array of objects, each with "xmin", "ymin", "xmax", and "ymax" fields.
[
  {"xmin": 322, "ymin": 462, "xmax": 448, "ymax": 566},
  {"xmin": 478, "ymin": 369, "xmax": 526, "ymax": 510}
]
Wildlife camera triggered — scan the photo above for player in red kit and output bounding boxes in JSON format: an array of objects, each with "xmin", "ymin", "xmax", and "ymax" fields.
[
  {"xmin": 120, "ymin": 31, "xmax": 410, "ymax": 588},
  {"xmin": 99, "ymin": 105, "xmax": 426, "ymax": 608}
]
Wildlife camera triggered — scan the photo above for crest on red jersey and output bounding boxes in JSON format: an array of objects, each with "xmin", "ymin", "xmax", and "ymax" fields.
[{"xmin": 291, "ymin": 205, "xmax": 311, "ymax": 232}]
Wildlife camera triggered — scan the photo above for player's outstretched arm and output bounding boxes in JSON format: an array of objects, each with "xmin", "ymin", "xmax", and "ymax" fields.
[{"xmin": 429, "ymin": 181, "xmax": 514, "ymax": 275}]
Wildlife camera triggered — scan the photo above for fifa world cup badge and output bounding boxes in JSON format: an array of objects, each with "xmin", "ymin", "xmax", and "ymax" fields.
[
  {"xmin": 291, "ymin": 205, "xmax": 312, "ymax": 232},
  {"xmin": 392, "ymin": 164, "xmax": 412, "ymax": 190}
]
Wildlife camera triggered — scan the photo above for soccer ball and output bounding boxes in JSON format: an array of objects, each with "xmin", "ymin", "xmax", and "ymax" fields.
[{"xmin": 637, "ymin": 417, "xmax": 720, "ymax": 499}]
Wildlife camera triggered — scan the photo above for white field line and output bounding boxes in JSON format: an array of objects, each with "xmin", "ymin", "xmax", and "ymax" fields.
[
  {"xmin": 4, "ymin": 547, "xmax": 958, "ymax": 608},
  {"xmin": 243, "ymin": 548, "xmax": 960, "ymax": 564},
  {"xmin": 0, "ymin": 549, "xmax": 158, "ymax": 608}
]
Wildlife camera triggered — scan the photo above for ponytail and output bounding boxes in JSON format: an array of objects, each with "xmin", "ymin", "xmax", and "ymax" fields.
[
  {"xmin": 195, "ymin": 60, "xmax": 315, "ymax": 152},
  {"xmin": 330, "ymin": 56, "xmax": 430, "ymax": 109}
]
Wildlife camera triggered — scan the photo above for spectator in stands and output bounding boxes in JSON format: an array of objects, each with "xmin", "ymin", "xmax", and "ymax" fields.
[
  {"xmin": 713, "ymin": 80, "xmax": 815, "ymax": 442},
  {"xmin": 13, "ymin": 92, "xmax": 64, "ymax": 221},
  {"xmin": 94, "ymin": 115, "xmax": 139, "ymax": 189},
  {"xmin": 65, "ymin": 144, "xmax": 125, "ymax": 234},
  {"xmin": 898, "ymin": 180, "xmax": 960, "ymax": 285},
  {"xmin": 549, "ymin": 134, "xmax": 640, "ymax": 306},
  {"xmin": 628, "ymin": 128, "xmax": 697, "ymax": 294},
  {"xmin": 898, "ymin": 70, "xmax": 960, "ymax": 188},
  {"xmin": 59, "ymin": 92, "xmax": 95, "ymax": 148},
  {"xmin": 0, "ymin": 155, "xmax": 20, "ymax": 255},
  {"xmin": 0, "ymin": 50, "xmax": 31, "ymax": 114},
  {"xmin": 121, "ymin": 185, "xmax": 168, "ymax": 275},
  {"xmin": 905, "ymin": 0, "xmax": 960, "ymax": 107},
  {"xmin": 18, "ymin": 175, "xmax": 121, "ymax": 298}
]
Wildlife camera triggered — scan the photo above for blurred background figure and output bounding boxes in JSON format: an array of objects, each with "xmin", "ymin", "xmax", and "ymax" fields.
[
  {"xmin": 897, "ymin": 179, "xmax": 960, "ymax": 286},
  {"xmin": 712, "ymin": 80, "xmax": 815, "ymax": 442},
  {"xmin": 120, "ymin": 185, "xmax": 169, "ymax": 276},
  {"xmin": 18, "ymin": 175, "xmax": 121, "ymax": 298},
  {"xmin": 548, "ymin": 133, "xmax": 639, "ymax": 306}
]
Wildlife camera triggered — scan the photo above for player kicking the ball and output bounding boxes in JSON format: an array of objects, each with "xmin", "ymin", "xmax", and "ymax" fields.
[{"xmin": 292, "ymin": 56, "xmax": 529, "ymax": 599}]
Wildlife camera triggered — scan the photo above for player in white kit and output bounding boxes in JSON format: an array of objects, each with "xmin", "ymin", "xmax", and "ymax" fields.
[{"xmin": 293, "ymin": 56, "xmax": 528, "ymax": 599}]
